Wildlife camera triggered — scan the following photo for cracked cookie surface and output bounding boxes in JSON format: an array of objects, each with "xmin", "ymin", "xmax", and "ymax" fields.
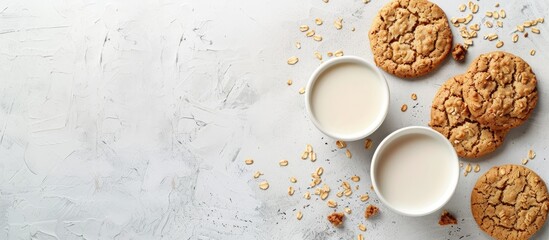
[
  {"xmin": 368, "ymin": 0, "xmax": 452, "ymax": 78},
  {"xmin": 463, "ymin": 51, "xmax": 538, "ymax": 130},
  {"xmin": 471, "ymin": 165, "xmax": 549, "ymax": 240},
  {"xmin": 430, "ymin": 75, "xmax": 507, "ymax": 158}
]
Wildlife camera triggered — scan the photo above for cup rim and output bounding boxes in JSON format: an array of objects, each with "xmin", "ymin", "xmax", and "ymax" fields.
[
  {"xmin": 370, "ymin": 126, "xmax": 460, "ymax": 217},
  {"xmin": 304, "ymin": 56, "xmax": 390, "ymax": 141}
]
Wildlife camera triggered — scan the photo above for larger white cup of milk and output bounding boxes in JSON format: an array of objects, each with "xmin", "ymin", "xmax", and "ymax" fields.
[
  {"xmin": 305, "ymin": 56, "xmax": 389, "ymax": 141},
  {"xmin": 371, "ymin": 126, "xmax": 460, "ymax": 217}
]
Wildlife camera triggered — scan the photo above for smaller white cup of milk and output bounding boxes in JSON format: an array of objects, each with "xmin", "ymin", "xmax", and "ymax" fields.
[
  {"xmin": 305, "ymin": 56, "xmax": 389, "ymax": 141},
  {"xmin": 371, "ymin": 126, "xmax": 460, "ymax": 216}
]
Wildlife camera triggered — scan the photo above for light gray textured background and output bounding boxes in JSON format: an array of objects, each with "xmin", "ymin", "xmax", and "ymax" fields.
[{"xmin": 1, "ymin": 0, "xmax": 548, "ymax": 239}]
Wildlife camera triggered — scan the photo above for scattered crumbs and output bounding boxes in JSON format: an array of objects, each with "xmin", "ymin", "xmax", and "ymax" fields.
[
  {"xmin": 245, "ymin": 159, "xmax": 254, "ymax": 165},
  {"xmin": 439, "ymin": 210, "xmax": 458, "ymax": 225},
  {"xmin": 351, "ymin": 175, "xmax": 360, "ymax": 182},
  {"xmin": 359, "ymin": 223, "xmax": 367, "ymax": 231},
  {"xmin": 522, "ymin": 158, "xmax": 529, "ymax": 165},
  {"xmin": 296, "ymin": 211, "xmax": 303, "ymax": 220},
  {"xmin": 358, "ymin": 234, "xmax": 364, "ymax": 240},
  {"xmin": 452, "ymin": 44, "xmax": 467, "ymax": 61},
  {"xmin": 279, "ymin": 159, "xmax": 289, "ymax": 166},
  {"xmin": 299, "ymin": 87, "xmax": 305, "ymax": 94},
  {"xmin": 401, "ymin": 104, "xmax": 408, "ymax": 112},
  {"xmin": 253, "ymin": 171, "xmax": 262, "ymax": 178},
  {"xmin": 299, "ymin": 25, "xmax": 309, "ymax": 32},
  {"xmin": 287, "ymin": 79, "xmax": 293, "ymax": 85},
  {"xmin": 365, "ymin": 204, "xmax": 379, "ymax": 219},
  {"xmin": 327, "ymin": 212, "xmax": 345, "ymax": 227},
  {"xmin": 360, "ymin": 194, "xmax": 370, "ymax": 202},
  {"xmin": 327, "ymin": 199, "xmax": 337, "ymax": 208},
  {"xmin": 530, "ymin": 49, "xmax": 536, "ymax": 56},
  {"xmin": 290, "ymin": 177, "xmax": 297, "ymax": 183},
  {"xmin": 411, "ymin": 93, "xmax": 418, "ymax": 100}
]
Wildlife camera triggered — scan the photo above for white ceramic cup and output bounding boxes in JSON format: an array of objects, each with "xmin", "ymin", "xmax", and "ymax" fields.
[
  {"xmin": 304, "ymin": 56, "xmax": 389, "ymax": 141},
  {"xmin": 370, "ymin": 126, "xmax": 460, "ymax": 217}
]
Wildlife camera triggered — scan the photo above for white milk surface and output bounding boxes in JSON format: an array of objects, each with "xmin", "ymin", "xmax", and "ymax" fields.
[
  {"xmin": 310, "ymin": 62, "xmax": 383, "ymax": 136},
  {"xmin": 375, "ymin": 134, "xmax": 455, "ymax": 214}
]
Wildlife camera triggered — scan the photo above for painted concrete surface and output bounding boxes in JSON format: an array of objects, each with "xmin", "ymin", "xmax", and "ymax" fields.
[{"xmin": 1, "ymin": 0, "xmax": 548, "ymax": 239}]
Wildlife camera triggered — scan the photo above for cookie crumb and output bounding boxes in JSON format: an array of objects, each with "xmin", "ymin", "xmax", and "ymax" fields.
[
  {"xmin": 452, "ymin": 44, "xmax": 467, "ymax": 61},
  {"xmin": 401, "ymin": 104, "xmax": 408, "ymax": 112},
  {"xmin": 287, "ymin": 79, "xmax": 293, "ymax": 85},
  {"xmin": 365, "ymin": 204, "xmax": 379, "ymax": 219},
  {"xmin": 357, "ymin": 234, "xmax": 364, "ymax": 240},
  {"xmin": 411, "ymin": 93, "xmax": 418, "ymax": 100},
  {"xmin": 327, "ymin": 212, "xmax": 345, "ymax": 227},
  {"xmin": 245, "ymin": 159, "xmax": 254, "ymax": 165},
  {"xmin": 439, "ymin": 210, "xmax": 457, "ymax": 225},
  {"xmin": 296, "ymin": 211, "xmax": 303, "ymax": 220}
]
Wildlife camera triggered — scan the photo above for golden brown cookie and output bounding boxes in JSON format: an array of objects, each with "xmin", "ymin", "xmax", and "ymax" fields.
[
  {"xmin": 471, "ymin": 165, "xmax": 549, "ymax": 240},
  {"xmin": 430, "ymin": 75, "xmax": 508, "ymax": 158},
  {"xmin": 368, "ymin": 0, "xmax": 453, "ymax": 78},
  {"xmin": 463, "ymin": 51, "xmax": 538, "ymax": 130}
]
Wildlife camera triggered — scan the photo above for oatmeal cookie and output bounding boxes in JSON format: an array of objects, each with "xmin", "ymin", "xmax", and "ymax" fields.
[
  {"xmin": 463, "ymin": 51, "xmax": 538, "ymax": 130},
  {"xmin": 368, "ymin": 0, "xmax": 453, "ymax": 78},
  {"xmin": 471, "ymin": 165, "xmax": 549, "ymax": 240},
  {"xmin": 430, "ymin": 75, "xmax": 507, "ymax": 158}
]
